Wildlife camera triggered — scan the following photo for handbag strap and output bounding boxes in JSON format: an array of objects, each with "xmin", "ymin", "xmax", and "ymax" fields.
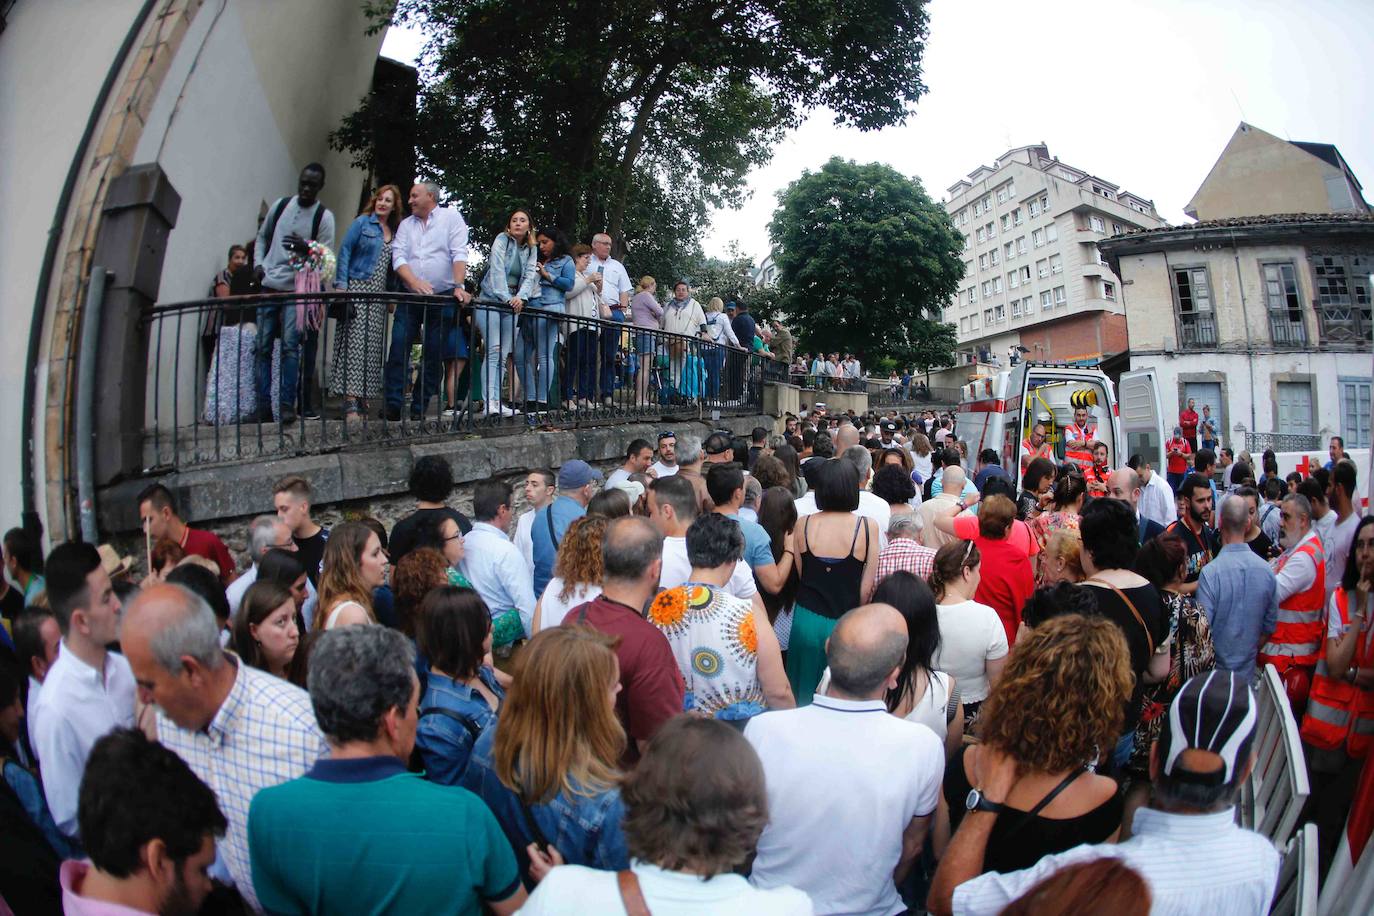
[
  {"xmin": 545, "ymin": 506, "xmax": 560, "ymax": 550},
  {"xmin": 999, "ymin": 766, "xmax": 1088, "ymax": 844},
  {"xmin": 616, "ymin": 870, "xmax": 652, "ymax": 916},
  {"xmin": 1085, "ymin": 579, "xmax": 1155, "ymax": 655}
]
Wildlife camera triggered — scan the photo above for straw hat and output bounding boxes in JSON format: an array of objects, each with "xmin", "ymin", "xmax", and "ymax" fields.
[{"xmin": 97, "ymin": 544, "xmax": 135, "ymax": 579}]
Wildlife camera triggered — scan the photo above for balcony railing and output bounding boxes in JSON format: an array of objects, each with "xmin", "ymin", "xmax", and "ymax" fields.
[
  {"xmin": 1315, "ymin": 300, "xmax": 1372, "ymax": 346},
  {"xmin": 142, "ymin": 291, "xmax": 767, "ymax": 472},
  {"xmin": 1267, "ymin": 312, "xmax": 1308, "ymax": 347},
  {"xmin": 866, "ymin": 379, "xmax": 965, "ymax": 407},
  {"xmin": 1176, "ymin": 311, "xmax": 1217, "ymax": 349}
]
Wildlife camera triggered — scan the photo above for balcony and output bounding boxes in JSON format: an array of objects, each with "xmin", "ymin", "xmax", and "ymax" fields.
[
  {"xmin": 1315, "ymin": 300, "xmax": 1373, "ymax": 347},
  {"xmin": 1267, "ymin": 312, "xmax": 1308, "ymax": 347},
  {"xmin": 1176, "ymin": 311, "xmax": 1217, "ymax": 350}
]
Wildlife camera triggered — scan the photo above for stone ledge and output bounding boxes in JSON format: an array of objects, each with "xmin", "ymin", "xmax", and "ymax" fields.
[{"xmin": 95, "ymin": 414, "xmax": 771, "ymax": 534}]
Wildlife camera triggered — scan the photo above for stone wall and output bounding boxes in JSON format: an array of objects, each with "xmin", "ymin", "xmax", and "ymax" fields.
[{"xmin": 100, "ymin": 414, "xmax": 772, "ymax": 579}]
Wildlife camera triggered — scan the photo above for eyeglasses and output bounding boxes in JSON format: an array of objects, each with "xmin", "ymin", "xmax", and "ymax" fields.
[{"xmin": 444, "ymin": 532, "xmax": 463, "ymax": 543}]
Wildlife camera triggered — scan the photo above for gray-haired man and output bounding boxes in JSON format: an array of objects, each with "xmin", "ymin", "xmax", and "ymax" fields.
[{"xmin": 121, "ymin": 584, "xmax": 325, "ymax": 912}]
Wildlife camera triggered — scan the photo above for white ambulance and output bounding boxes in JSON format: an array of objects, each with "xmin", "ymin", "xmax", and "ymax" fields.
[{"xmin": 956, "ymin": 363, "xmax": 1166, "ymax": 479}]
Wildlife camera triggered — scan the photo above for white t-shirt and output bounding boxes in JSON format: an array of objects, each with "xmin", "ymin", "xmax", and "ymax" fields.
[
  {"xmin": 604, "ymin": 467, "xmax": 633, "ymax": 489},
  {"xmin": 514, "ymin": 508, "xmax": 536, "ymax": 575},
  {"xmin": 746, "ymin": 695, "xmax": 943, "ymax": 916},
  {"xmin": 1326, "ymin": 589, "xmax": 1374, "ymax": 644},
  {"xmin": 1326, "ymin": 511, "xmax": 1360, "ymax": 599},
  {"xmin": 536, "ymin": 578, "xmax": 602, "ymax": 632},
  {"xmin": 659, "ymin": 536, "xmax": 756, "ymax": 599},
  {"xmin": 520, "ymin": 861, "xmax": 812, "ymax": 915},
  {"xmin": 913, "ymin": 452, "xmax": 934, "ymax": 481},
  {"xmin": 933, "ymin": 599, "xmax": 1008, "ymax": 703},
  {"xmin": 650, "ymin": 461, "xmax": 679, "ymax": 479}
]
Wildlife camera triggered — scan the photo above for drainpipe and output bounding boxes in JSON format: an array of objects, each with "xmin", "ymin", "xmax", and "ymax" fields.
[
  {"xmin": 75, "ymin": 268, "xmax": 112, "ymax": 543},
  {"xmin": 1229, "ymin": 230, "xmax": 1258, "ymax": 447},
  {"xmin": 19, "ymin": 0, "xmax": 158, "ymax": 541}
]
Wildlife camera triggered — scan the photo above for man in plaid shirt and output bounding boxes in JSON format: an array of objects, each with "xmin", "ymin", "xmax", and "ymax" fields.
[{"xmin": 875, "ymin": 516, "xmax": 936, "ymax": 586}]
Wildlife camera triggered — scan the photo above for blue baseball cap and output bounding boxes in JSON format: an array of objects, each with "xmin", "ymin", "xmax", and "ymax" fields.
[{"xmin": 558, "ymin": 459, "xmax": 602, "ymax": 489}]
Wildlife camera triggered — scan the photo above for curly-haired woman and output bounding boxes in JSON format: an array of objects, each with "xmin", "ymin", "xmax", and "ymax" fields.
[
  {"xmin": 937, "ymin": 614, "xmax": 1132, "ymax": 874},
  {"xmin": 532, "ymin": 516, "xmax": 608, "ymax": 634}
]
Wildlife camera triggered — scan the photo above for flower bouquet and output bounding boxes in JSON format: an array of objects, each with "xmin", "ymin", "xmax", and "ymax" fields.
[{"xmin": 289, "ymin": 241, "xmax": 337, "ymax": 330}]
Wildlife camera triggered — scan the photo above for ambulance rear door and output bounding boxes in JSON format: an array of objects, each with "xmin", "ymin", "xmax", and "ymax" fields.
[{"xmin": 1118, "ymin": 367, "xmax": 1166, "ymax": 471}]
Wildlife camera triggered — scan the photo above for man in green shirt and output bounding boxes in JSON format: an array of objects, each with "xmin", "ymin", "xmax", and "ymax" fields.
[{"xmin": 248, "ymin": 626, "xmax": 526, "ymax": 915}]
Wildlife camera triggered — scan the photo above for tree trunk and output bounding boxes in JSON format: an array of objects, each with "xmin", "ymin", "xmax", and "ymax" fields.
[{"xmin": 606, "ymin": 68, "xmax": 675, "ymax": 254}]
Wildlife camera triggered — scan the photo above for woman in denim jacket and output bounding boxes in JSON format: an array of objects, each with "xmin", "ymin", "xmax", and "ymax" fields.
[
  {"xmin": 477, "ymin": 210, "xmax": 540, "ymax": 417},
  {"xmin": 524, "ymin": 227, "xmax": 575, "ymax": 412},
  {"xmin": 460, "ymin": 626, "xmax": 628, "ymax": 888},
  {"xmin": 413, "ymin": 587, "xmax": 507, "ymax": 786},
  {"xmin": 332, "ymin": 185, "xmax": 400, "ymax": 420}
]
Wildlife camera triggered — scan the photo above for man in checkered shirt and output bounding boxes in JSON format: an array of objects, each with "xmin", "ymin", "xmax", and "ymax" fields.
[
  {"xmin": 122, "ymin": 584, "xmax": 326, "ymax": 912},
  {"xmin": 875, "ymin": 515, "xmax": 936, "ymax": 586}
]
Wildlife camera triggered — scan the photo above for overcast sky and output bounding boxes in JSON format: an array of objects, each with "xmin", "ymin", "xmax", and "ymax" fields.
[{"xmin": 382, "ymin": 0, "xmax": 1373, "ymax": 264}]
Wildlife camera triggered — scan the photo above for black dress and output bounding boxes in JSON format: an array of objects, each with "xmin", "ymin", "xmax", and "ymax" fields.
[
  {"xmin": 1083, "ymin": 581, "xmax": 1169, "ymax": 732},
  {"xmin": 944, "ymin": 745, "xmax": 1124, "ymax": 874}
]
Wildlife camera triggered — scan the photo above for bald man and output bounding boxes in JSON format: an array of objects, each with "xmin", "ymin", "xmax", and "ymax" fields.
[
  {"xmin": 745, "ymin": 603, "xmax": 943, "ymax": 915},
  {"xmin": 122, "ymin": 585, "xmax": 323, "ymax": 912},
  {"xmin": 834, "ymin": 423, "xmax": 861, "ymax": 453},
  {"xmin": 920, "ymin": 465, "xmax": 968, "ymax": 549},
  {"xmin": 1107, "ymin": 467, "xmax": 1166, "ymax": 545}
]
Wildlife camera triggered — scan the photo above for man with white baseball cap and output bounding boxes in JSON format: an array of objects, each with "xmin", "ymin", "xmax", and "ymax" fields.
[{"xmin": 930, "ymin": 670, "xmax": 1280, "ymax": 916}]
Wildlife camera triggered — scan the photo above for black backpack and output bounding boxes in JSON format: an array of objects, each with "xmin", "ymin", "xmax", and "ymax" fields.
[{"xmin": 263, "ymin": 196, "xmax": 325, "ymax": 250}]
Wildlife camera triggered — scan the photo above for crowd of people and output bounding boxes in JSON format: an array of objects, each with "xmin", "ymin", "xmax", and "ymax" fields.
[
  {"xmin": 201, "ymin": 165, "xmax": 795, "ymax": 427},
  {"xmin": 0, "ymin": 400, "xmax": 1369, "ymax": 914}
]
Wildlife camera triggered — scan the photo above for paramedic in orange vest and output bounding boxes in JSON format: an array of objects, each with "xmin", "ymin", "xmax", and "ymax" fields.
[
  {"xmin": 1300, "ymin": 515, "xmax": 1374, "ymax": 759},
  {"xmin": 1019, "ymin": 422, "xmax": 1053, "ymax": 472},
  {"xmin": 1063, "ymin": 405, "xmax": 1097, "ymax": 444},
  {"xmin": 1259, "ymin": 493, "xmax": 1327, "ymax": 676},
  {"xmin": 1082, "ymin": 441, "xmax": 1111, "ymax": 497}
]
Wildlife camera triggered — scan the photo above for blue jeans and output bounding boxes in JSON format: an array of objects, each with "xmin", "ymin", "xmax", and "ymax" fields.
[
  {"xmin": 599, "ymin": 309, "xmax": 625, "ymax": 399},
  {"xmin": 255, "ymin": 302, "xmax": 301, "ymax": 414},
  {"xmin": 518, "ymin": 305, "xmax": 561, "ymax": 405},
  {"xmin": 704, "ymin": 343, "xmax": 725, "ymax": 399},
  {"xmin": 384, "ymin": 300, "xmax": 450, "ymax": 414},
  {"xmin": 564, "ymin": 328, "xmax": 598, "ymax": 401},
  {"xmin": 474, "ymin": 305, "xmax": 516, "ymax": 405}
]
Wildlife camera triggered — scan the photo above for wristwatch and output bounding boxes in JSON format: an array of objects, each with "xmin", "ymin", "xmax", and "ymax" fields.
[{"xmin": 966, "ymin": 788, "xmax": 1005, "ymax": 815}]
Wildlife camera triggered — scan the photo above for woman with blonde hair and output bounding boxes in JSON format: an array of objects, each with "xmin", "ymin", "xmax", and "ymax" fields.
[
  {"xmin": 332, "ymin": 184, "xmax": 401, "ymax": 422},
  {"xmin": 910, "ymin": 431, "xmax": 934, "ymax": 482},
  {"xmin": 701, "ymin": 295, "xmax": 740, "ymax": 401},
  {"xmin": 932, "ymin": 614, "xmax": 1132, "ymax": 878},
  {"xmin": 532, "ymin": 516, "xmax": 608, "ymax": 633},
  {"xmin": 315, "ymin": 520, "xmax": 388, "ymax": 630},
  {"xmin": 1040, "ymin": 529, "xmax": 1085, "ymax": 586},
  {"xmin": 630, "ymin": 276, "xmax": 663, "ymax": 402},
  {"xmin": 460, "ymin": 625, "xmax": 629, "ymax": 887}
]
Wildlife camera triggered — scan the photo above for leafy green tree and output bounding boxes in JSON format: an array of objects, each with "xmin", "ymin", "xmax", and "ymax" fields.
[
  {"xmin": 336, "ymin": 1, "xmax": 933, "ymax": 274},
  {"xmin": 768, "ymin": 157, "xmax": 965, "ymax": 363},
  {"xmin": 886, "ymin": 319, "xmax": 959, "ymax": 377}
]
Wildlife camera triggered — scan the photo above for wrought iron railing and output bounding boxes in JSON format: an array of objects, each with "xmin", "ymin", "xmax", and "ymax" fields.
[
  {"xmin": 866, "ymin": 379, "xmax": 965, "ymax": 407},
  {"xmin": 142, "ymin": 291, "xmax": 766, "ymax": 471},
  {"xmin": 1267, "ymin": 312, "xmax": 1308, "ymax": 347},
  {"xmin": 1177, "ymin": 311, "xmax": 1218, "ymax": 349},
  {"xmin": 1243, "ymin": 431, "xmax": 1322, "ymax": 453}
]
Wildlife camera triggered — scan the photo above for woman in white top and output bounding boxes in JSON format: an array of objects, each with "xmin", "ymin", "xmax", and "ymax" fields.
[
  {"xmin": 520, "ymin": 717, "xmax": 811, "ymax": 916},
  {"xmin": 561, "ymin": 243, "xmax": 611, "ymax": 409},
  {"xmin": 533, "ymin": 515, "xmax": 608, "ymax": 634},
  {"xmin": 702, "ymin": 296, "xmax": 740, "ymax": 402},
  {"xmin": 314, "ymin": 521, "xmax": 388, "ymax": 630},
  {"xmin": 928, "ymin": 540, "xmax": 1008, "ymax": 734},
  {"xmin": 910, "ymin": 432, "xmax": 934, "ymax": 483}
]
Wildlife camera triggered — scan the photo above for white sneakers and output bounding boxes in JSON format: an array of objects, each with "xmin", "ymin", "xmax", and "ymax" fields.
[{"xmin": 485, "ymin": 400, "xmax": 517, "ymax": 417}]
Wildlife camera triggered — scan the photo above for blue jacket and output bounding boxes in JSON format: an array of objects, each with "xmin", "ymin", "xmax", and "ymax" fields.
[
  {"xmin": 459, "ymin": 725, "xmax": 628, "ymax": 888},
  {"xmin": 335, "ymin": 214, "xmax": 391, "ymax": 287},
  {"xmin": 536, "ymin": 254, "xmax": 576, "ymax": 308},
  {"xmin": 414, "ymin": 668, "xmax": 504, "ymax": 786},
  {"xmin": 479, "ymin": 232, "xmax": 540, "ymax": 304}
]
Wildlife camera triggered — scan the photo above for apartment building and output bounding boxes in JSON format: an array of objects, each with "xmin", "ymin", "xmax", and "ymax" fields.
[{"xmin": 942, "ymin": 144, "xmax": 1166, "ymax": 365}]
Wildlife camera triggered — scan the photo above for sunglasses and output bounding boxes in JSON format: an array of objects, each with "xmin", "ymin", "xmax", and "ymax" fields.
[{"xmin": 658, "ymin": 431, "xmax": 675, "ymax": 440}]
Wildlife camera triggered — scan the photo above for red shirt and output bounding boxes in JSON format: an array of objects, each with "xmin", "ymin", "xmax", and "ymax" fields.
[
  {"xmin": 952, "ymin": 516, "xmax": 1040, "ymax": 558},
  {"xmin": 181, "ymin": 527, "xmax": 235, "ymax": 586},
  {"xmin": 564, "ymin": 595, "xmax": 684, "ymax": 763},
  {"xmin": 1165, "ymin": 437, "xmax": 1192, "ymax": 475},
  {"xmin": 1179, "ymin": 409, "xmax": 1199, "ymax": 440},
  {"xmin": 971, "ymin": 534, "xmax": 1035, "ymax": 646}
]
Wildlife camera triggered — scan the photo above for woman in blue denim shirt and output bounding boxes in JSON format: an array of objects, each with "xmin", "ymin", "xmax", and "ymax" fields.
[
  {"xmin": 524, "ymin": 227, "xmax": 575, "ymax": 412},
  {"xmin": 460, "ymin": 626, "xmax": 628, "ymax": 888},
  {"xmin": 413, "ymin": 586, "xmax": 506, "ymax": 785},
  {"xmin": 477, "ymin": 211, "xmax": 541, "ymax": 417},
  {"xmin": 332, "ymin": 185, "xmax": 400, "ymax": 421}
]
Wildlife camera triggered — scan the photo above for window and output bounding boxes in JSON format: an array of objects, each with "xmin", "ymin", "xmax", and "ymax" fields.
[
  {"xmin": 994, "ymin": 304, "xmax": 1006, "ymax": 321},
  {"xmin": 982, "ymin": 280, "xmax": 993, "ymax": 297},
  {"xmin": 1339, "ymin": 378, "xmax": 1372, "ymax": 447},
  {"xmin": 1089, "ymin": 215, "xmax": 1106, "ymax": 233},
  {"xmin": 1172, "ymin": 266, "xmax": 1217, "ymax": 349},
  {"xmin": 1012, "ymin": 207, "xmax": 1023, "ymax": 225},
  {"xmin": 1045, "ymin": 223, "xmax": 1058, "ymax": 243},
  {"xmin": 1092, "ymin": 185, "xmax": 1115, "ymax": 200},
  {"xmin": 1262, "ymin": 262, "xmax": 1306, "ymax": 346},
  {"xmin": 1001, "ymin": 214, "xmax": 1012, "ymax": 232},
  {"xmin": 1276, "ymin": 382, "xmax": 1314, "ymax": 436},
  {"xmin": 1049, "ymin": 254, "xmax": 1063, "ymax": 274},
  {"xmin": 1004, "ymin": 241, "xmax": 1015, "ymax": 260},
  {"xmin": 1037, "ymin": 258, "xmax": 1049, "ymax": 279},
  {"xmin": 1019, "ymin": 265, "xmax": 1031, "ymax": 283},
  {"xmin": 1310, "ymin": 253, "xmax": 1373, "ymax": 344},
  {"xmin": 979, "ymin": 253, "xmax": 988, "ymax": 270},
  {"xmin": 960, "ymin": 316, "xmax": 969, "ymax": 332},
  {"xmin": 1039, "ymin": 195, "xmax": 1049, "ymax": 213},
  {"xmin": 984, "ymin": 308, "xmax": 994, "ymax": 324},
  {"xmin": 971, "ymin": 312, "xmax": 980, "ymax": 330},
  {"xmin": 993, "ymin": 277, "xmax": 1003, "ymax": 294},
  {"xmin": 973, "ymin": 200, "xmax": 982, "ymax": 216},
  {"xmin": 967, "ymin": 287, "xmax": 977, "ymax": 304},
  {"xmin": 1012, "ymin": 298, "xmax": 1022, "ymax": 317},
  {"xmin": 984, "ymin": 195, "xmax": 993, "ymax": 211},
  {"xmin": 1008, "ymin": 270, "xmax": 1019, "ymax": 290},
  {"xmin": 1112, "ymin": 222, "xmax": 1123, "ymax": 235},
  {"xmin": 997, "ymin": 187, "xmax": 1008, "ymax": 204},
  {"xmin": 1040, "ymin": 290, "xmax": 1053, "ymax": 310},
  {"xmin": 1053, "ymin": 285, "xmax": 1067, "ymax": 305},
  {"xmin": 989, "ymin": 249, "xmax": 1000, "ymax": 267},
  {"xmin": 1029, "ymin": 199, "xmax": 1041, "ymax": 218},
  {"xmin": 985, "ymin": 221, "xmax": 996, "ymax": 239},
  {"xmin": 976, "ymin": 227, "xmax": 985, "ymax": 243},
  {"xmin": 1016, "ymin": 236, "xmax": 1027, "ymax": 255},
  {"xmin": 1032, "ymin": 229, "xmax": 1044, "ymax": 248},
  {"xmin": 1006, "ymin": 181, "xmax": 1015, "ymax": 197},
  {"xmin": 1103, "ymin": 280, "xmax": 1116, "ymax": 301}
]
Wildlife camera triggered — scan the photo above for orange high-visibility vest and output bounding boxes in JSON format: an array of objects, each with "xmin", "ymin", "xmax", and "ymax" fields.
[
  {"xmin": 1300, "ymin": 588, "xmax": 1374, "ymax": 758},
  {"xmin": 1259, "ymin": 536, "xmax": 1327, "ymax": 673}
]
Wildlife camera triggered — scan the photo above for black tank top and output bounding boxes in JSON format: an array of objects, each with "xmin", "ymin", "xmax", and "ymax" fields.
[{"xmin": 795, "ymin": 515, "xmax": 867, "ymax": 620}]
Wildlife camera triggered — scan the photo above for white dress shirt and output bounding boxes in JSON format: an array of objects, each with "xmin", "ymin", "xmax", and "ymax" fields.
[
  {"xmin": 460, "ymin": 521, "xmax": 538, "ymax": 636},
  {"xmin": 1139, "ymin": 471, "xmax": 1177, "ymax": 529},
  {"xmin": 746, "ymin": 695, "xmax": 943, "ymax": 916},
  {"xmin": 659, "ymin": 536, "xmax": 756, "ymax": 600},
  {"xmin": 1274, "ymin": 528, "xmax": 1322, "ymax": 603},
  {"xmin": 951, "ymin": 807, "xmax": 1279, "ymax": 916},
  {"xmin": 156, "ymin": 656, "xmax": 325, "ymax": 913},
  {"xmin": 587, "ymin": 254, "xmax": 633, "ymax": 307},
  {"xmin": 794, "ymin": 491, "xmax": 890, "ymax": 549},
  {"xmin": 392, "ymin": 206, "xmax": 469, "ymax": 292},
  {"xmin": 32, "ymin": 645, "xmax": 136, "ymax": 837},
  {"xmin": 225, "ymin": 564, "xmax": 318, "ymax": 630},
  {"xmin": 26, "ymin": 675, "xmax": 42, "ymax": 763}
]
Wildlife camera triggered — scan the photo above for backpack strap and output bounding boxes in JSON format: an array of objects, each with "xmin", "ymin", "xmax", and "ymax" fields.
[
  {"xmin": 545, "ymin": 507, "xmax": 560, "ymax": 551},
  {"xmin": 262, "ymin": 196, "xmax": 291, "ymax": 250},
  {"xmin": 310, "ymin": 202, "xmax": 324, "ymax": 241},
  {"xmin": 418, "ymin": 706, "xmax": 483, "ymax": 741}
]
